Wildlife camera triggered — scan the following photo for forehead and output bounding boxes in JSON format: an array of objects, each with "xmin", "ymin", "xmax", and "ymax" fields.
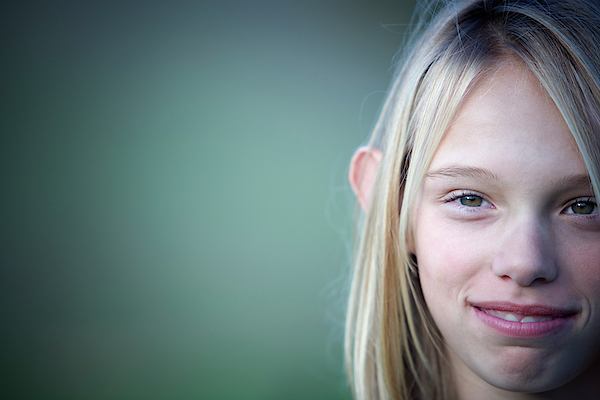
[{"xmin": 427, "ymin": 64, "xmax": 588, "ymax": 187}]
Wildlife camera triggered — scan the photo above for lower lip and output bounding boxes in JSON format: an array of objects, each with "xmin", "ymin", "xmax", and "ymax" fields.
[{"xmin": 473, "ymin": 307, "xmax": 574, "ymax": 338}]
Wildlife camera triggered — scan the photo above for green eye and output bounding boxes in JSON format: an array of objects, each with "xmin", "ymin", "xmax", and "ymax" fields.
[
  {"xmin": 460, "ymin": 195, "xmax": 483, "ymax": 207},
  {"xmin": 570, "ymin": 201, "xmax": 596, "ymax": 215}
]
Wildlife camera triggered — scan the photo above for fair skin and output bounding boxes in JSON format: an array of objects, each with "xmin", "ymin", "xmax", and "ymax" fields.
[
  {"xmin": 349, "ymin": 64, "xmax": 600, "ymax": 399},
  {"xmin": 412, "ymin": 65, "xmax": 600, "ymax": 399}
]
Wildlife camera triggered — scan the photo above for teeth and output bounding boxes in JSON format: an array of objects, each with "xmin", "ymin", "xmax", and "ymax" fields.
[
  {"xmin": 504, "ymin": 313, "xmax": 519, "ymax": 322},
  {"xmin": 481, "ymin": 308, "xmax": 556, "ymax": 323}
]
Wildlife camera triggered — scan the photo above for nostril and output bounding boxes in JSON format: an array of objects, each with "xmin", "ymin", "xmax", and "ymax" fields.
[{"xmin": 491, "ymin": 226, "xmax": 557, "ymax": 286}]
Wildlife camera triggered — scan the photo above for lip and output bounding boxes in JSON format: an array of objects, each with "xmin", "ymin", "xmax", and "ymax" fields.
[{"xmin": 471, "ymin": 302, "xmax": 578, "ymax": 338}]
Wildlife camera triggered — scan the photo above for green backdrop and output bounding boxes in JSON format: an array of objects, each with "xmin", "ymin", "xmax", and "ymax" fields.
[{"xmin": 1, "ymin": 1, "xmax": 415, "ymax": 399}]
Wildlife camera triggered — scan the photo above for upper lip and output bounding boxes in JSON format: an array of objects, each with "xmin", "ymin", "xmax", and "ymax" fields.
[{"xmin": 470, "ymin": 301, "xmax": 578, "ymax": 317}]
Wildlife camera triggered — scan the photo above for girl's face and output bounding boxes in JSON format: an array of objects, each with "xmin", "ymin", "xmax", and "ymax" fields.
[{"xmin": 412, "ymin": 65, "xmax": 600, "ymax": 398}]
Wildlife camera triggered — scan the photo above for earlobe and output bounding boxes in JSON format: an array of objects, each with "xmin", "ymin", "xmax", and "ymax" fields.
[{"xmin": 349, "ymin": 146, "xmax": 383, "ymax": 213}]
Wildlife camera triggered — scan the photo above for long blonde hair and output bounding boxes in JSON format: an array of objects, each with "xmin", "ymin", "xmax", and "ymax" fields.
[{"xmin": 345, "ymin": 1, "xmax": 600, "ymax": 399}]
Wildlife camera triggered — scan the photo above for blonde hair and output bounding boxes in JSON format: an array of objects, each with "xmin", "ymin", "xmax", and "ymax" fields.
[{"xmin": 345, "ymin": 1, "xmax": 600, "ymax": 399}]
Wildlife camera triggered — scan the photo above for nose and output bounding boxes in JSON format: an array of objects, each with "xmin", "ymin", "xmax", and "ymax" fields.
[{"xmin": 491, "ymin": 215, "xmax": 557, "ymax": 286}]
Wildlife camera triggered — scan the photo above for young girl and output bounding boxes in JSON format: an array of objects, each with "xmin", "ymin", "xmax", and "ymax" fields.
[{"xmin": 346, "ymin": 0, "xmax": 600, "ymax": 399}]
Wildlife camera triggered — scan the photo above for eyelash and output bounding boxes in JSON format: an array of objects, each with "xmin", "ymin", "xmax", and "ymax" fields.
[
  {"xmin": 444, "ymin": 192, "xmax": 598, "ymax": 217},
  {"xmin": 563, "ymin": 197, "xmax": 598, "ymax": 216},
  {"xmin": 444, "ymin": 190, "xmax": 493, "ymax": 209}
]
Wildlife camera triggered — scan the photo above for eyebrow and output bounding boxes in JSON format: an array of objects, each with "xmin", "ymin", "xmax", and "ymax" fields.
[
  {"xmin": 425, "ymin": 165, "xmax": 501, "ymax": 183},
  {"xmin": 425, "ymin": 165, "xmax": 593, "ymax": 192},
  {"xmin": 552, "ymin": 174, "xmax": 594, "ymax": 192}
]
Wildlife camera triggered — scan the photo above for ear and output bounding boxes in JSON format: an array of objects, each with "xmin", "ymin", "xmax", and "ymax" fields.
[{"xmin": 349, "ymin": 146, "xmax": 382, "ymax": 213}]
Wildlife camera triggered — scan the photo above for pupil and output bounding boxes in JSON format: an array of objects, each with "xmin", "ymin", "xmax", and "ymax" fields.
[
  {"xmin": 573, "ymin": 202, "xmax": 594, "ymax": 214},
  {"xmin": 460, "ymin": 195, "xmax": 481, "ymax": 207}
]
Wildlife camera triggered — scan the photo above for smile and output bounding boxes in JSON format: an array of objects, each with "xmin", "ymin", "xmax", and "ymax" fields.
[
  {"xmin": 478, "ymin": 308, "xmax": 557, "ymax": 323},
  {"xmin": 471, "ymin": 302, "xmax": 577, "ymax": 338}
]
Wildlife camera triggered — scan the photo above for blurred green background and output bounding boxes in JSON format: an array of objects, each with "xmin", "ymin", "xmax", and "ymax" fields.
[{"xmin": 0, "ymin": 1, "xmax": 415, "ymax": 399}]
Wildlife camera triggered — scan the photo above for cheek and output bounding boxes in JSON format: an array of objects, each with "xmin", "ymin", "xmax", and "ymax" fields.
[
  {"xmin": 563, "ymin": 240, "xmax": 600, "ymax": 306},
  {"xmin": 416, "ymin": 219, "xmax": 491, "ymax": 296},
  {"xmin": 415, "ymin": 227, "xmax": 487, "ymax": 343}
]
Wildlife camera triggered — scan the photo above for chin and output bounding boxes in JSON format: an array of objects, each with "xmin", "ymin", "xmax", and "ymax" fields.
[
  {"xmin": 472, "ymin": 355, "xmax": 585, "ymax": 394},
  {"xmin": 484, "ymin": 373, "xmax": 569, "ymax": 394}
]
